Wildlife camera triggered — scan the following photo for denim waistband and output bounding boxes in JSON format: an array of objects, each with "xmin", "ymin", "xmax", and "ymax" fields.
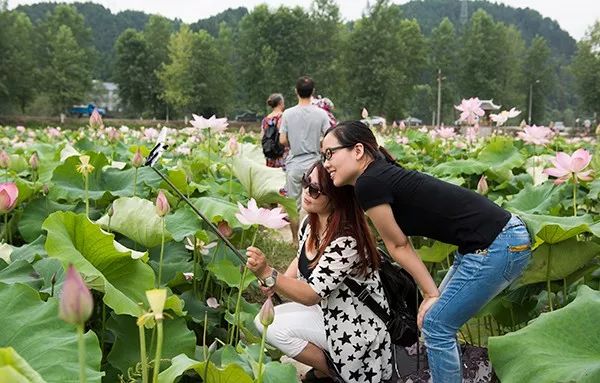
[{"xmin": 501, "ymin": 214, "xmax": 526, "ymax": 232}]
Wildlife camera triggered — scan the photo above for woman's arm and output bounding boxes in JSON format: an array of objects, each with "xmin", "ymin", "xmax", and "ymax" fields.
[
  {"xmin": 284, "ymin": 257, "xmax": 299, "ymax": 278},
  {"xmin": 247, "ymin": 247, "xmax": 320, "ymax": 306},
  {"xmin": 365, "ymin": 204, "xmax": 440, "ymax": 327}
]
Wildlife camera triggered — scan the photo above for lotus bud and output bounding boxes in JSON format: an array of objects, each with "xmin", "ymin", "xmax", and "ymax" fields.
[
  {"xmin": 238, "ymin": 126, "xmax": 246, "ymax": 135},
  {"xmin": 59, "ymin": 265, "xmax": 93, "ymax": 326},
  {"xmin": 29, "ymin": 152, "xmax": 39, "ymax": 170},
  {"xmin": 258, "ymin": 296, "xmax": 275, "ymax": 326},
  {"xmin": 0, "ymin": 182, "xmax": 18, "ymax": 213},
  {"xmin": 107, "ymin": 203, "xmax": 114, "ymax": 217},
  {"xmin": 155, "ymin": 190, "xmax": 170, "ymax": 217},
  {"xmin": 132, "ymin": 148, "xmax": 144, "ymax": 168},
  {"xmin": 208, "ymin": 340, "xmax": 218, "ymax": 353},
  {"xmin": 89, "ymin": 109, "xmax": 104, "ymax": 130},
  {"xmin": 218, "ymin": 220, "xmax": 233, "ymax": 238},
  {"xmin": 361, "ymin": 108, "xmax": 369, "ymax": 119},
  {"xmin": 42, "ymin": 184, "xmax": 49, "ymax": 195},
  {"xmin": 477, "ymin": 175, "xmax": 489, "ymax": 195},
  {"xmin": 146, "ymin": 288, "xmax": 167, "ymax": 320},
  {"xmin": 0, "ymin": 150, "xmax": 11, "ymax": 169}
]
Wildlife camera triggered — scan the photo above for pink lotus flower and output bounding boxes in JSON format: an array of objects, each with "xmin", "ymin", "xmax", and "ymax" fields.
[
  {"xmin": 132, "ymin": 148, "xmax": 144, "ymax": 168},
  {"xmin": 398, "ymin": 120, "xmax": 406, "ymax": 130},
  {"xmin": 89, "ymin": 109, "xmax": 104, "ymax": 129},
  {"xmin": 465, "ymin": 125, "xmax": 479, "ymax": 143},
  {"xmin": 517, "ymin": 125, "xmax": 553, "ymax": 146},
  {"xmin": 477, "ymin": 175, "xmax": 488, "ymax": 195},
  {"xmin": 455, "ymin": 97, "xmax": 484, "ymax": 125},
  {"xmin": 0, "ymin": 182, "xmax": 18, "ymax": 213},
  {"xmin": 544, "ymin": 149, "xmax": 593, "ymax": 184},
  {"xmin": 155, "ymin": 190, "xmax": 170, "ymax": 217},
  {"xmin": 0, "ymin": 150, "xmax": 10, "ymax": 169},
  {"xmin": 223, "ymin": 136, "xmax": 239, "ymax": 157},
  {"xmin": 235, "ymin": 198, "xmax": 289, "ymax": 229},
  {"xmin": 47, "ymin": 127, "xmax": 61, "ymax": 139},
  {"xmin": 143, "ymin": 128, "xmax": 159, "ymax": 141},
  {"xmin": 490, "ymin": 108, "xmax": 521, "ymax": 126},
  {"xmin": 29, "ymin": 152, "xmax": 39, "ymax": 170},
  {"xmin": 190, "ymin": 114, "xmax": 229, "ymax": 134},
  {"xmin": 59, "ymin": 265, "xmax": 93, "ymax": 325},
  {"xmin": 16, "ymin": 126, "xmax": 25, "ymax": 133},
  {"xmin": 435, "ymin": 127, "xmax": 456, "ymax": 140},
  {"xmin": 258, "ymin": 296, "xmax": 275, "ymax": 326},
  {"xmin": 396, "ymin": 136, "xmax": 409, "ymax": 145}
]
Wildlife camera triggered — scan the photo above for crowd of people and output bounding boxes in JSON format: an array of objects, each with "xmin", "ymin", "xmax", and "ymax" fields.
[{"xmin": 250, "ymin": 76, "xmax": 532, "ymax": 383}]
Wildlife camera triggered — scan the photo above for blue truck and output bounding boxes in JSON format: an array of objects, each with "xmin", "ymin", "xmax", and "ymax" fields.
[{"xmin": 69, "ymin": 103, "xmax": 106, "ymax": 118}]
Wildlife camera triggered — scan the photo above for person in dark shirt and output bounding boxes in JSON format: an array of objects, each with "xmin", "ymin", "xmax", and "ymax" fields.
[{"xmin": 320, "ymin": 120, "xmax": 532, "ymax": 383}]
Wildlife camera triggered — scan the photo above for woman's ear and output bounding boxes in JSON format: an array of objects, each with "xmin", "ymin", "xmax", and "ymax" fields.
[{"xmin": 354, "ymin": 143, "xmax": 365, "ymax": 160}]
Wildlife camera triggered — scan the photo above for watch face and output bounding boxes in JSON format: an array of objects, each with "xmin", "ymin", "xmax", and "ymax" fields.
[{"xmin": 264, "ymin": 277, "xmax": 275, "ymax": 287}]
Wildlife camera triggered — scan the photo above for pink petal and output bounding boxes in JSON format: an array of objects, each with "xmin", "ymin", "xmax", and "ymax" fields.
[
  {"xmin": 577, "ymin": 170, "xmax": 594, "ymax": 182},
  {"xmin": 555, "ymin": 152, "xmax": 572, "ymax": 172},
  {"xmin": 544, "ymin": 167, "xmax": 570, "ymax": 178}
]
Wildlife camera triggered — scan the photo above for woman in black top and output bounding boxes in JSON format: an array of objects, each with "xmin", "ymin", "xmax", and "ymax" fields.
[{"xmin": 321, "ymin": 121, "xmax": 532, "ymax": 383}]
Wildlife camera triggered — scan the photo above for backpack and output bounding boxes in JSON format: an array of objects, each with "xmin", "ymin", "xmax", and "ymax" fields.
[{"xmin": 261, "ymin": 118, "xmax": 285, "ymax": 159}]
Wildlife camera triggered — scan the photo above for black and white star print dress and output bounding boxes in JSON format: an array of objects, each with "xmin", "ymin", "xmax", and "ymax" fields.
[{"xmin": 298, "ymin": 223, "xmax": 393, "ymax": 383}]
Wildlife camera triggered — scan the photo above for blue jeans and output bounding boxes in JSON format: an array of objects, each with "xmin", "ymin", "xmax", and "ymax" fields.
[{"xmin": 421, "ymin": 215, "xmax": 532, "ymax": 383}]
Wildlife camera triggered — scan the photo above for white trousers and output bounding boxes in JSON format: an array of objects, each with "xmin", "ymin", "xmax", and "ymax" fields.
[{"xmin": 254, "ymin": 302, "xmax": 327, "ymax": 357}]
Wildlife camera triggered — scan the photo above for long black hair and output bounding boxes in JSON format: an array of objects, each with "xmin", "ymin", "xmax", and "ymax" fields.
[{"xmin": 324, "ymin": 120, "xmax": 397, "ymax": 165}]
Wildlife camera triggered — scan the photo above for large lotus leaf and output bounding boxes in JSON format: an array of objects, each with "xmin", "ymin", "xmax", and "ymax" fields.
[
  {"xmin": 106, "ymin": 314, "xmax": 196, "ymax": 375},
  {"xmin": 18, "ymin": 197, "xmax": 77, "ymax": 242},
  {"xmin": 14, "ymin": 178, "xmax": 36, "ymax": 204},
  {"xmin": 50, "ymin": 152, "xmax": 162, "ymax": 202},
  {"xmin": 589, "ymin": 179, "xmax": 600, "ymax": 200},
  {"xmin": 416, "ymin": 241, "xmax": 457, "ymax": 263},
  {"xmin": 515, "ymin": 238, "xmax": 600, "ymax": 286},
  {"xmin": 32, "ymin": 257, "xmax": 66, "ymax": 295},
  {"xmin": 8, "ymin": 154, "xmax": 29, "ymax": 173},
  {"xmin": 517, "ymin": 212, "xmax": 600, "ymax": 245},
  {"xmin": 477, "ymin": 137, "xmax": 524, "ymax": 181},
  {"xmin": 488, "ymin": 285, "xmax": 600, "ymax": 383},
  {"xmin": 430, "ymin": 159, "xmax": 487, "ymax": 177},
  {"xmin": 503, "ymin": 183, "xmax": 565, "ymax": 214},
  {"xmin": 0, "ymin": 259, "xmax": 42, "ymax": 289},
  {"xmin": 96, "ymin": 196, "xmax": 172, "ymax": 248},
  {"xmin": 232, "ymin": 153, "xmax": 298, "ymax": 219},
  {"xmin": 0, "ymin": 347, "xmax": 46, "ymax": 383},
  {"xmin": 147, "ymin": 241, "xmax": 193, "ymax": 286},
  {"xmin": 165, "ymin": 197, "xmax": 242, "ymax": 242},
  {"xmin": 42, "ymin": 211, "xmax": 155, "ymax": 316},
  {"xmin": 0, "ymin": 283, "xmax": 103, "ymax": 382},
  {"xmin": 158, "ymin": 354, "xmax": 253, "ymax": 383},
  {"xmin": 208, "ymin": 259, "xmax": 256, "ymax": 289},
  {"xmin": 10, "ymin": 235, "xmax": 47, "ymax": 263}
]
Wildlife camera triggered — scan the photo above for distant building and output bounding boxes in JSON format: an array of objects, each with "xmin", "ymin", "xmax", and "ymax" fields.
[{"xmin": 87, "ymin": 80, "xmax": 120, "ymax": 113}]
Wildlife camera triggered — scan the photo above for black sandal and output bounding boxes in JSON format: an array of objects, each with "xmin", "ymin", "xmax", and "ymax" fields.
[{"xmin": 301, "ymin": 368, "xmax": 335, "ymax": 383}]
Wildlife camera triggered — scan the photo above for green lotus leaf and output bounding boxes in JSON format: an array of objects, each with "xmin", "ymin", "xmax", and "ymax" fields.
[
  {"xmin": 232, "ymin": 146, "xmax": 297, "ymax": 219},
  {"xmin": 18, "ymin": 197, "xmax": 77, "ymax": 242},
  {"xmin": 0, "ymin": 347, "xmax": 46, "ymax": 383},
  {"xmin": 208, "ymin": 259, "xmax": 256, "ymax": 289},
  {"xmin": 517, "ymin": 212, "xmax": 600, "ymax": 244},
  {"xmin": 504, "ymin": 183, "xmax": 565, "ymax": 214},
  {"xmin": 477, "ymin": 137, "xmax": 524, "ymax": 181},
  {"xmin": 0, "ymin": 259, "xmax": 42, "ymax": 289},
  {"xmin": 489, "ymin": 285, "xmax": 600, "ymax": 383},
  {"xmin": 49, "ymin": 152, "xmax": 162, "ymax": 202},
  {"xmin": 430, "ymin": 159, "xmax": 487, "ymax": 177},
  {"xmin": 515, "ymin": 238, "xmax": 600, "ymax": 286},
  {"xmin": 0, "ymin": 283, "xmax": 103, "ymax": 382},
  {"xmin": 158, "ymin": 354, "xmax": 253, "ymax": 383},
  {"xmin": 10, "ymin": 235, "xmax": 47, "ymax": 263},
  {"xmin": 416, "ymin": 241, "xmax": 457, "ymax": 263},
  {"xmin": 42, "ymin": 211, "xmax": 155, "ymax": 316},
  {"xmin": 97, "ymin": 196, "xmax": 171, "ymax": 248},
  {"xmin": 106, "ymin": 314, "xmax": 196, "ymax": 375}
]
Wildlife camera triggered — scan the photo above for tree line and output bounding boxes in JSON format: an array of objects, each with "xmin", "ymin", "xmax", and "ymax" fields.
[{"xmin": 0, "ymin": 0, "xmax": 598, "ymax": 125}]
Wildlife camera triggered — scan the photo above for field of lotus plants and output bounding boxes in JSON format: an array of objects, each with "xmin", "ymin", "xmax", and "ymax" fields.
[{"xmin": 0, "ymin": 106, "xmax": 599, "ymax": 383}]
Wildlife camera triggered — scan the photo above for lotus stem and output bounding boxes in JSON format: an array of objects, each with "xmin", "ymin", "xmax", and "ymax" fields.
[
  {"xmin": 157, "ymin": 218, "xmax": 165, "ymax": 287},
  {"xmin": 133, "ymin": 167, "xmax": 138, "ymax": 197},
  {"xmin": 572, "ymin": 175, "xmax": 577, "ymax": 217},
  {"xmin": 256, "ymin": 324, "xmax": 269, "ymax": 383},
  {"xmin": 203, "ymin": 311, "xmax": 208, "ymax": 361},
  {"xmin": 84, "ymin": 174, "xmax": 89, "ymax": 219},
  {"xmin": 152, "ymin": 320, "xmax": 163, "ymax": 383},
  {"xmin": 77, "ymin": 324, "xmax": 86, "ymax": 383},
  {"xmin": 546, "ymin": 245, "xmax": 554, "ymax": 311},
  {"xmin": 139, "ymin": 324, "xmax": 148, "ymax": 383}
]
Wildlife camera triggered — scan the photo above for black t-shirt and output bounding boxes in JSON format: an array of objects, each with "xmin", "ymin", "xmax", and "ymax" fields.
[{"xmin": 355, "ymin": 159, "xmax": 511, "ymax": 254}]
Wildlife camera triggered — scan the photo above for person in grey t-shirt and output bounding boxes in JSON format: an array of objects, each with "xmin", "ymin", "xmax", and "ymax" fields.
[{"xmin": 280, "ymin": 76, "xmax": 330, "ymax": 242}]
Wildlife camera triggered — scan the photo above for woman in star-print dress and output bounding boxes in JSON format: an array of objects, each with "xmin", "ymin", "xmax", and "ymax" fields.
[{"xmin": 246, "ymin": 161, "xmax": 393, "ymax": 383}]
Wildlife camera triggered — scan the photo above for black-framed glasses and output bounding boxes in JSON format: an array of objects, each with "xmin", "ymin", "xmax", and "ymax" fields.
[
  {"xmin": 301, "ymin": 173, "xmax": 323, "ymax": 199},
  {"xmin": 320, "ymin": 145, "xmax": 354, "ymax": 162}
]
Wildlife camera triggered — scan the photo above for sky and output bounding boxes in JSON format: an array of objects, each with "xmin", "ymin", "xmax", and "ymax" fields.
[{"xmin": 8, "ymin": 0, "xmax": 599, "ymax": 40}]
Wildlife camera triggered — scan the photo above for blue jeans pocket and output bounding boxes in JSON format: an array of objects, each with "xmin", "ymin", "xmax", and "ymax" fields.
[{"xmin": 503, "ymin": 244, "xmax": 531, "ymax": 282}]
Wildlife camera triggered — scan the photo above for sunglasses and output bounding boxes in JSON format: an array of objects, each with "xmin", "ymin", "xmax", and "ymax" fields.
[
  {"xmin": 320, "ymin": 144, "xmax": 354, "ymax": 162},
  {"xmin": 301, "ymin": 173, "xmax": 323, "ymax": 199}
]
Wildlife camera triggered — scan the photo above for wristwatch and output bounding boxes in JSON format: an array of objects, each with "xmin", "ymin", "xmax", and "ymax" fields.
[{"xmin": 263, "ymin": 268, "xmax": 279, "ymax": 288}]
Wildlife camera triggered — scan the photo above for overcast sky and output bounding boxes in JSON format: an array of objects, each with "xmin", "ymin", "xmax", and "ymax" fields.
[{"xmin": 8, "ymin": 0, "xmax": 599, "ymax": 40}]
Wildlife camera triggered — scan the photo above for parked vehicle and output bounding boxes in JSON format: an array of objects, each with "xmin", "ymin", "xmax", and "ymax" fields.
[
  {"xmin": 69, "ymin": 104, "xmax": 106, "ymax": 118},
  {"xmin": 234, "ymin": 111, "xmax": 261, "ymax": 122}
]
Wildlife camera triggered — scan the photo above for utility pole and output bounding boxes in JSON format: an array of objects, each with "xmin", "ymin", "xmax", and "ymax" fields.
[
  {"xmin": 528, "ymin": 79, "xmax": 540, "ymax": 125},
  {"xmin": 436, "ymin": 69, "xmax": 445, "ymax": 127}
]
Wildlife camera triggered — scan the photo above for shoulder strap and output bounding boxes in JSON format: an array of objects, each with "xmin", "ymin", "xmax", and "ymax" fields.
[{"xmin": 344, "ymin": 277, "xmax": 392, "ymax": 327}]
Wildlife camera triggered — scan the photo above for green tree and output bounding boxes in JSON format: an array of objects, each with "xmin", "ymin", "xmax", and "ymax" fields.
[
  {"xmin": 523, "ymin": 35, "xmax": 555, "ymax": 124},
  {"xmin": 144, "ymin": 15, "xmax": 172, "ymax": 118},
  {"xmin": 428, "ymin": 17, "xmax": 459, "ymax": 124},
  {"xmin": 572, "ymin": 21, "xmax": 600, "ymax": 118},
  {"xmin": 113, "ymin": 29, "xmax": 150, "ymax": 115},
  {"xmin": 43, "ymin": 25, "xmax": 92, "ymax": 114},
  {"xmin": 496, "ymin": 24, "xmax": 526, "ymax": 110}
]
